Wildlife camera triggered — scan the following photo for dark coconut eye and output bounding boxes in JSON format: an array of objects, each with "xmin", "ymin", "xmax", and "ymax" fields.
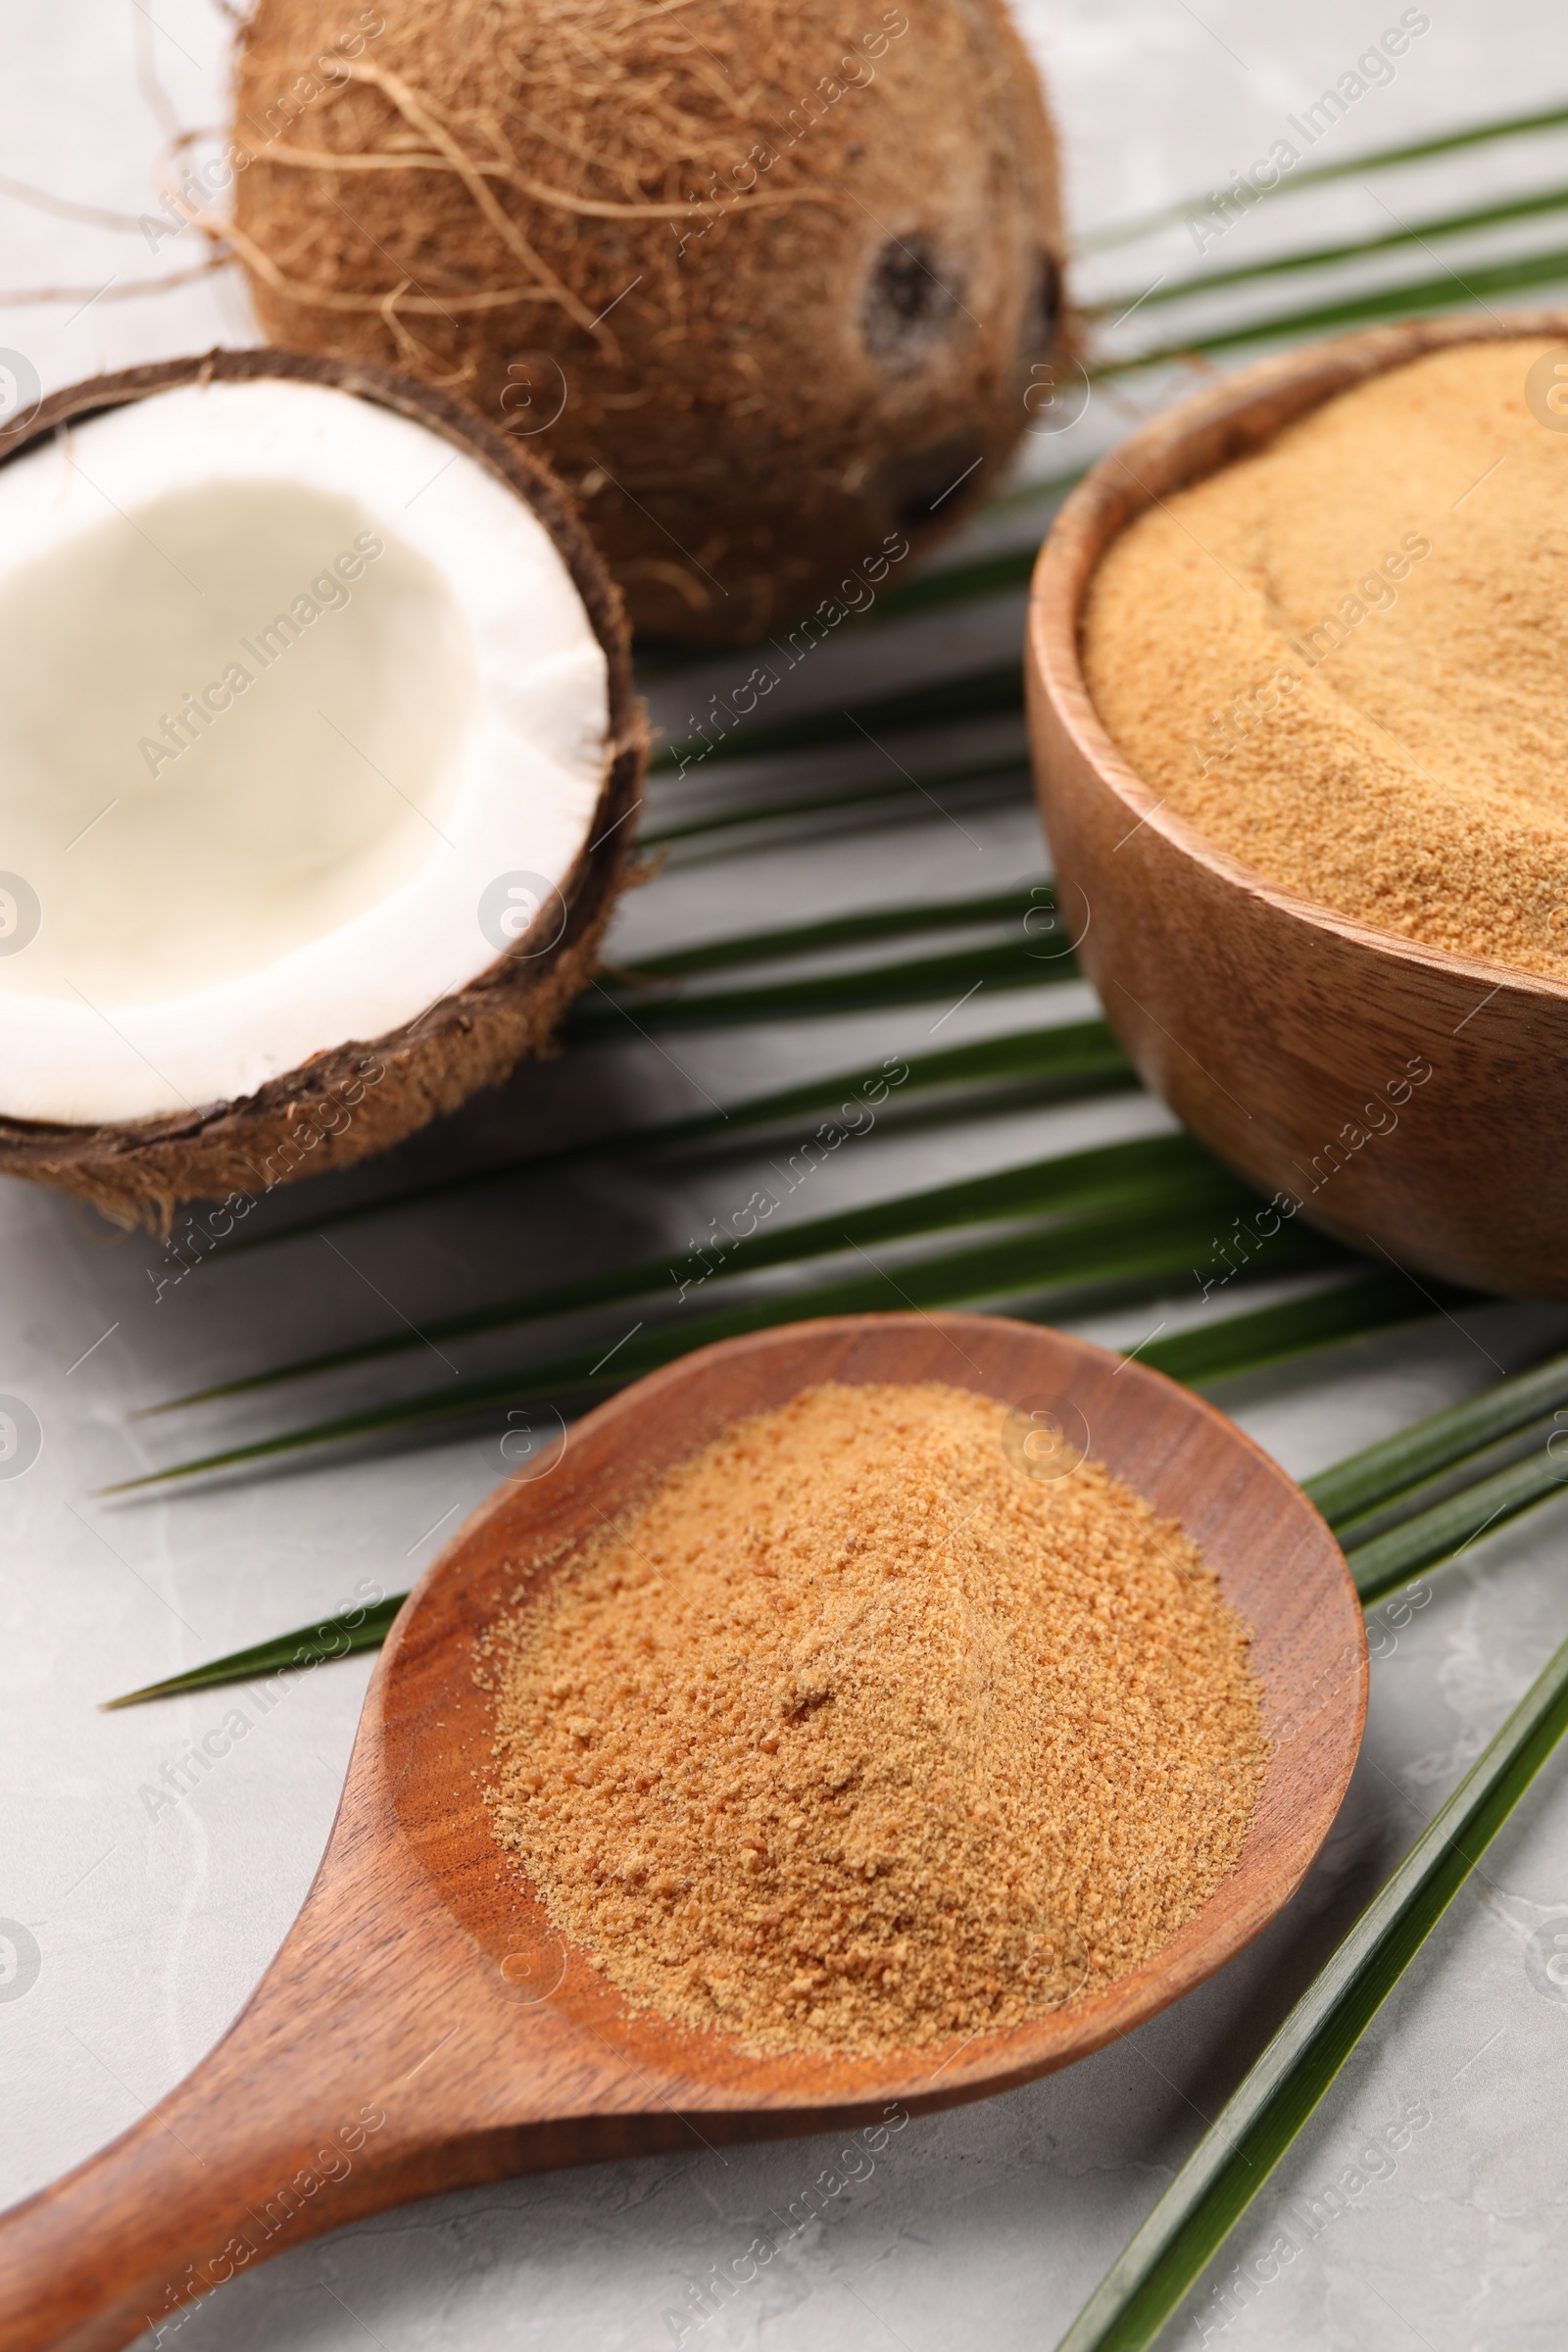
[
  {"xmin": 861, "ymin": 236, "xmax": 962, "ymax": 362},
  {"xmin": 1031, "ymin": 251, "xmax": 1063, "ymax": 356}
]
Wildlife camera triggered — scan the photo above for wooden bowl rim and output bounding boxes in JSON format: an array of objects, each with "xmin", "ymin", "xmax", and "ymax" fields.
[
  {"xmin": 1028, "ymin": 307, "xmax": 1568, "ymax": 1008},
  {"xmin": 373, "ymin": 1311, "xmax": 1366, "ymax": 2112}
]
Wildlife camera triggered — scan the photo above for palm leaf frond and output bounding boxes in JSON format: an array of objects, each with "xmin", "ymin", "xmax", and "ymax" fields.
[
  {"xmin": 1304, "ymin": 1344, "xmax": 1568, "ymax": 1525},
  {"xmin": 101, "ymin": 1270, "xmax": 1437, "ymax": 1704},
  {"xmin": 109, "ymin": 1205, "xmax": 1345, "ymax": 1492},
  {"xmin": 639, "ymin": 754, "xmax": 1033, "ymax": 854},
  {"xmin": 567, "ymin": 932, "xmax": 1074, "ymax": 1035},
  {"xmin": 154, "ymin": 1137, "xmax": 1240, "ymax": 1409},
  {"xmin": 567, "ymin": 879, "xmax": 1078, "ymax": 1034},
  {"xmin": 864, "ymin": 544, "xmax": 1039, "ymax": 620},
  {"xmin": 1331, "ymin": 1404, "xmax": 1563, "ymax": 1548},
  {"xmin": 1104, "ymin": 242, "xmax": 1568, "ymax": 374},
  {"xmin": 1091, "ymin": 177, "xmax": 1568, "ymax": 318},
  {"xmin": 217, "ymin": 1019, "xmax": 1137, "ymax": 1257},
  {"xmin": 102, "ymin": 1596, "xmax": 405, "ymax": 1711},
  {"xmin": 653, "ymin": 661, "xmax": 1024, "ymax": 774},
  {"xmin": 1076, "ymin": 99, "xmax": 1568, "ymax": 254},
  {"xmin": 614, "ymin": 880, "xmax": 1053, "ymax": 980},
  {"xmin": 1346, "ymin": 1439, "xmax": 1568, "ymax": 1604},
  {"xmin": 101, "ymin": 1281, "xmax": 1515, "ymax": 1706},
  {"xmin": 1140, "ymin": 1270, "xmax": 1475, "ymax": 1390},
  {"xmin": 1056, "ymin": 1625, "xmax": 1568, "ymax": 2351}
]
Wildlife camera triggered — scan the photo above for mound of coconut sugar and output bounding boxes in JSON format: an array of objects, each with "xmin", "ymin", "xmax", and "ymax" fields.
[
  {"xmin": 485, "ymin": 1381, "xmax": 1267, "ymax": 2055},
  {"xmin": 1083, "ymin": 339, "xmax": 1568, "ymax": 980}
]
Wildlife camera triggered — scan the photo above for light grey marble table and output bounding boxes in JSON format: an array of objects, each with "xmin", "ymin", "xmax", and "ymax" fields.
[{"xmin": 3, "ymin": 3, "xmax": 1567, "ymax": 2345}]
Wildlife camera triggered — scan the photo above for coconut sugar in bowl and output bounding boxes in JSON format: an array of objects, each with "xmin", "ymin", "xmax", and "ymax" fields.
[{"xmin": 1027, "ymin": 311, "xmax": 1568, "ymax": 1300}]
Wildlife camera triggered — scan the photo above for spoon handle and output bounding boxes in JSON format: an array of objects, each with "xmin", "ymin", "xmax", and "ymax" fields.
[
  {"xmin": 0, "ymin": 1987, "xmax": 422, "ymax": 2352},
  {"xmin": 0, "ymin": 1752, "xmax": 651, "ymax": 2352}
]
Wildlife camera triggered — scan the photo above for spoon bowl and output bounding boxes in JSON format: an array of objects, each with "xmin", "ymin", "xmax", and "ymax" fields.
[{"xmin": 0, "ymin": 1313, "xmax": 1364, "ymax": 2352}]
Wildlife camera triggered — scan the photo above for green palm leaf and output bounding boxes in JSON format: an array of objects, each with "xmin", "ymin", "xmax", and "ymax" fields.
[
  {"xmin": 1301, "ymin": 1341, "xmax": 1568, "ymax": 1586},
  {"xmin": 570, "ymin": 880, "xmax": 1079, "ymax": 1030},
  {"xmin": 1076, "ymin": 98, "xmax": 1568, "ymax": 253},
  {"xmin": 93, "ymin": 1275, "xmax": 1495, "ymax": 1708},
  {"xmin": 1105, "ymin": 241, "xmax": 1568, "ymax": 374},
  {"xmin": 652, "ymin": 661, "xmax": 1024, "ymax": 773},
  {"xmin": 1091, "ymin": 176, "xmax": 1568, "ymax": 318},
  {"xmin": 1345, "ymin": 1438, "xmax": 1568, "ymax": 1603},
  {"xmin": 613, "ymin": 880, "xmax": 1054, "ymax": 979},
  {"xmin": 640, "ymin": 753, "xmax": 1033, "ymax": 854},
  {"xmin": 102, "ymin": 1269, "xmax": 1442, "ymax": 1705},
  {"xmin": 1055, "ymin": 1624, "xmax": 1568, "ymax": 2351},
  {"xmin": 1304, "ymin": 1343, "xmax": 1568, "ymax": 1525},
  {"xmin": 152, "ymin": 1136, "xmax": 1239, "ymax": 1409},
  {"xmin": 1139, "ymin": 1269, "xmax": 1474, "ymax": 1391},
  {"xmin": 106, "ymin": 1202, "xmax": 1344, "ymax": 1493},
  {"xmin": 862, "ymin": 545, "xmax": 1039, "ymax": 620},
  {"xmin": 103, "ymin": 1595, "xmax": 408, "ymax": 1709},
  {"xmin": 218, "ymin": 1019, "xmax": 1137, "ymax": 1256},
  {"xmin": 567, "ymin": 933, "xmax": 1074, "ymax": 1035},
  {"xmin": 1331, "ymin": 1404, "xmax": 1563, "ymax": 1548}
]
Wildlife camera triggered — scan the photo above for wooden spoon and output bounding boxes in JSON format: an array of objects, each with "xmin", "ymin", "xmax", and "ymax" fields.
[
  {"xmin": 0, "ymin": 1312, "xmax": 1365, "ymax": 2352},
  {"xmin": 1025, "ymin": 307, "xmax": 1568, "ymax": 1299}
]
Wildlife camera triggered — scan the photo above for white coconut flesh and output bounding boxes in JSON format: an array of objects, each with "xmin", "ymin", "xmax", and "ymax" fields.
[{"xmin": 0, "ymin": 377, "xmax": 609, "ymax": 1126}]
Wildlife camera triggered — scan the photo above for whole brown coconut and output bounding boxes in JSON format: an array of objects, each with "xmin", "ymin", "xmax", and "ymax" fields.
[
  {"xmin": 228, "ymin": 0, "xmax": 1064, "ymax": 644},
  {"xmin": 0, "ymin": 350, "xmax": 643, "ymax": 1233}
]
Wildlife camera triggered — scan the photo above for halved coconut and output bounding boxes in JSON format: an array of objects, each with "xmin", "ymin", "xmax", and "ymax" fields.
[{"xmin": 0, "ymin": 348, "xmax": 644, "ymax": 1230}]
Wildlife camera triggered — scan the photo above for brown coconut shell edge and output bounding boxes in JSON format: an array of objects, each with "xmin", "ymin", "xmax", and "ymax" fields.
[{"xmin": 0, "ymin": 347, "xmax": 647, "ymax": 1235}]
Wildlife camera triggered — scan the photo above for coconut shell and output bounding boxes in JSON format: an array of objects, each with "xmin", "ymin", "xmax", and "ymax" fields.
[
  {"xmin": 0, "ymin": 348, "xmax": 645, "ymax": 1233},
  {"xmin": 228, "ymin": 0, "xmax": 1064, "ymax": 643}
]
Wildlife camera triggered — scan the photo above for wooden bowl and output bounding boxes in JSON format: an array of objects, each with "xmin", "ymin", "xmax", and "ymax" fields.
[
  {"xmin": 0, "ymin": 1315, "xmax": 1363, "ymax": 2351},
  {"xmin": 1026, "ymin": 310, "xmax": 1568, "ymax": 1299}
]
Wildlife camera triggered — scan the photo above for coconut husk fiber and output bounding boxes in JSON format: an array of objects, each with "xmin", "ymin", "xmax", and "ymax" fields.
[
  {"xmin": 228, "ymin": 0, "xmax": 1065, "ymax": 644},
  {"xmin": 0, "ymin": 349, "xmax": 645, "ymax": 1235}
]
